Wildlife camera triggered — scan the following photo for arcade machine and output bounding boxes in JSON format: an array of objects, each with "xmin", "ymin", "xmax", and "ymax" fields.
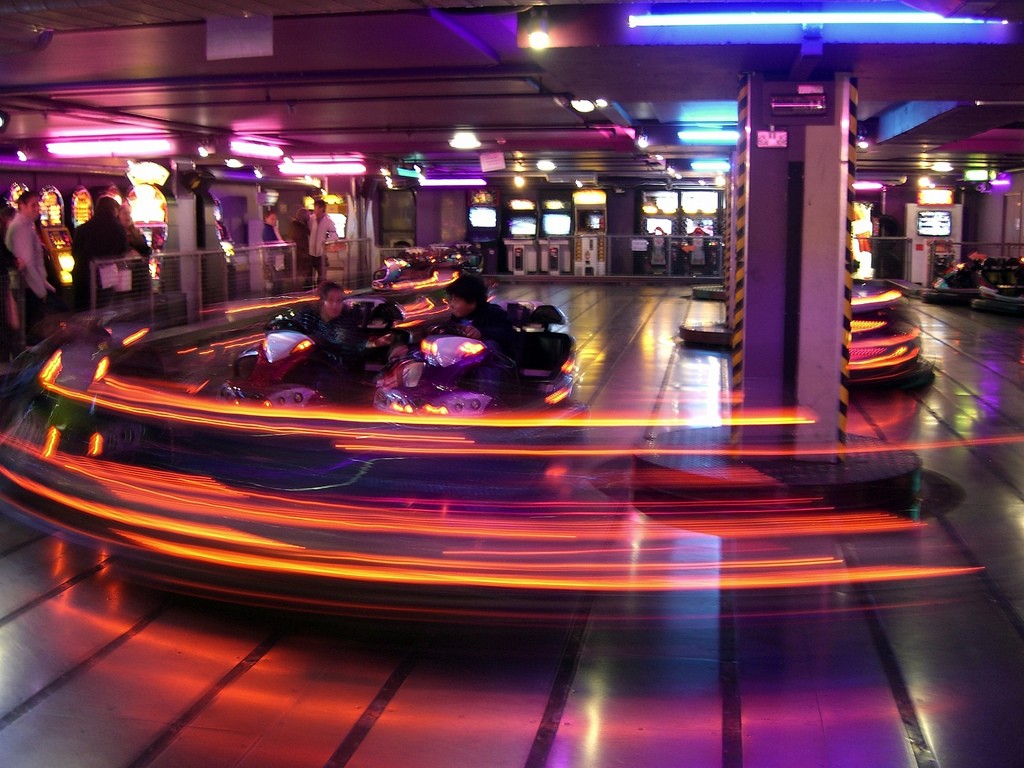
[
  {"xmin": 7, "ymin": 182, "xmax": 29, "ymax": 207},
  {"xmin": 37, "ymin": 185, "xmax": 75, "ymax": 295},
  {"xmin": 639, "ymin": 191, "xmax": 678, "ymax": 274},
  {"xmin": 906, "ymin": 188, "xmax": 962, "ymax": 285},
  {"xmin": 538, "ymin": 196, "xmax": 573, "ymax": 275},
  {"xmin": 851, "ymin": 201, "xmax": 875, "ymax": 279},
  {"xmin": 503, "ymin": 196, "xmax": 538, "ymax": 275},
  {"xmin": 126, "ymin": 162, "xmax": 170, "ymax": 254},
  {"xmin": 680, "ymin": 189, "xmax": 722, "ymax": 275},
  {"xmin": 70, "ymin": 186, "xmax": 94, "ymax": 229},
  {"xmin": 572, "ymin": 189, "xmax": 607, "ymax": 276},
  {"xmin": 467, "ymin": 189, "xmax": 500, "ymax": 272}
]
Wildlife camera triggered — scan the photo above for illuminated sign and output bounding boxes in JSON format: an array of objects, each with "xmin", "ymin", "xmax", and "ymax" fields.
[
  {"xmin": 918, "ymin": 188, "xmax": 954, "ymax": 206},
  {"xmin": 126, "ymin": 161, "xmax": 170, "ymax": 187}
]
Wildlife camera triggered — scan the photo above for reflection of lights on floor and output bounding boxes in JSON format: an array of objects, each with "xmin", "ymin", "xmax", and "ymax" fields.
[{"xmin": 0, "ymin": 431, "xmax": 979, "ymax": 603}]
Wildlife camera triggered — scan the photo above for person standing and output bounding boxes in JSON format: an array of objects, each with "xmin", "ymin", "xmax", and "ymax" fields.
[
  {"xmin": 1, "ymin": 206, "xmax": 22, "ymax": 358},
  {"xmin": 261, "ymin": 209, "xmax": 283, "ymax": 242},
  {"xmin": 5, "ymin": 190, "xmax": 58, "ymax": 344},
  {"xmin": 119, "ymin": 201, "xmax": 152, "ymax": 301},
  {"xmin": 308, "ymin": 199, "xmax": 338, "ymax": 286},
  {"xmin": 71, "ymin": 195, "xmax": 129, "ymax": 311},
  {"xmin": 289, "ymin": 207, "xmax": 312, "ymax": 289}
]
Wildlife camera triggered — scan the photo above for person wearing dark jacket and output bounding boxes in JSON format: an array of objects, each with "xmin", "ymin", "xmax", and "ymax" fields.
[
  {"xmin": 443, "ymin": 273, "xmax": 519, "ymax": 397},
  {"xmin": 71, "ymin": 195, "xmax": 128, "ymax": 311},
  {"xmin": 443, "ymin": 273, "xmax": 518, "ymax": 358}
]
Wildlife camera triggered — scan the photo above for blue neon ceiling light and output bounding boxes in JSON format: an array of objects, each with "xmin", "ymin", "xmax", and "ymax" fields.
[
  {"xmin": 691, "ymin": 159, "xmax": 732, "ymax": 172},
  {"xmin": 678, "ymin": 128, "xmax": 740, "ymax": 145},
  {"xmin": 628, "ymin": 10, "xmax": 1005, "ymax": 28}
]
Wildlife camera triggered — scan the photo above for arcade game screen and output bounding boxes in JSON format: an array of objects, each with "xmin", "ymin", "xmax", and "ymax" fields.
[
  {"xmin": 917, "ymin": 210, "xmax": 952, "ymax": 237},
  {"xmin": 542, "ymin": 213, "xmax": 572, "ymax": 236}
]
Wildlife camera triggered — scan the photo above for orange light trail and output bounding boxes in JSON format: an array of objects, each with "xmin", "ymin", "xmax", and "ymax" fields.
[{"xmin": 0, "ymin": 431, "xmax": 981, "ymax": 597}]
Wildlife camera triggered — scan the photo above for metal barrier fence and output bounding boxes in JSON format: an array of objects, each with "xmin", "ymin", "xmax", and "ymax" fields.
[{"xmin": 861, "ymin": 237, "xmax": 912, "ymax": 282}]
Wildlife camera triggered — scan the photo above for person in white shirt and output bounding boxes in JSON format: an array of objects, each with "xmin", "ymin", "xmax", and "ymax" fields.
[
  {"xmin": 4, "ymin": 190, "xmax": 57, "ymax": 343},
  {"xmin": 308, "ymin": 198, "xmax": 338, "ymax": 286}
]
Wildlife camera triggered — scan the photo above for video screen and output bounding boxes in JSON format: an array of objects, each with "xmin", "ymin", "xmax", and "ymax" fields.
[
  {"xmin": 542, "ymin": 213, "xmax": 572, "ymax": 236},
  {"xmin": 508, "ymin": 216, "xmax": 537, "ymax": 237},
  {"xmin": 579, "ymin": 212, "xmax": 604, "ymax": 232},
  {"xmin": 468, "ymin": 206, "xmax": 497, "ymax": 230},
  {"xmin": 917, "ymin": 209, "xmax": 952, "ymax": 237},
  {"xmin": 645, "ymin": 218, "xmax": 674, "ymax": 235}
]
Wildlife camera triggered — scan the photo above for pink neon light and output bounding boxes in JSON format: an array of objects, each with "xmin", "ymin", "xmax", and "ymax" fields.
[
  {"xmin": 229, "ymin": 140, "xmax": 285, "ymax": 159},
  {"xmin": 46, "ymin": 139, "xmax": 173, "ymax": 158}
]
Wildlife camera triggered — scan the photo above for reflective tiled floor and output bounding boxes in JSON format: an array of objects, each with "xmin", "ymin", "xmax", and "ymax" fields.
[{"xmin": 2, "ymin": 284, "xmax": 1024, "ymax": 767}]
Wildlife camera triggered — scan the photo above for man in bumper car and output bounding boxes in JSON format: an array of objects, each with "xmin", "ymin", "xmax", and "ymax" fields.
[{"xmin": 443, "ymin": 274, "xmax": 519, "ymax": 395}]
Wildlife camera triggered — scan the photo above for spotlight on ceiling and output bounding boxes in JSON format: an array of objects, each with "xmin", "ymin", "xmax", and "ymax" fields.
[
  {"xmin": 527, "ymin": 8, "xmax": 550, "ymax": 50},
  {"xmin": 0, "ymin": 110, "xmax": 9, "ymax": 133}
]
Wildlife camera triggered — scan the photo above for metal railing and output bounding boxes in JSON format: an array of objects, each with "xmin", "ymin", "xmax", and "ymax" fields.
[{"xmin": 493, "ymin": 234, "xmax": 727, "ymax": 278}]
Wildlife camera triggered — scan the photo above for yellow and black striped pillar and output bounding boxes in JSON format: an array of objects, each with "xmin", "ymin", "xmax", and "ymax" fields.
[
  {"xmin": 730, "ymin": 76, "xmax": 751, "ymax": 406},
  {"xmin": 838, "ymin": 78, "xmax": 858, "ymax": 449}
]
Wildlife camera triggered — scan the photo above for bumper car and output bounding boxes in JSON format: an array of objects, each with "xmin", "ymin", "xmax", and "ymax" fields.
[
  {"xmin": 376, "ymin": 302, "xmax": 580, "ymax": 415},
  {"xmin": 370, "ymin": 244, "xmax": 482, "ymax": 293},
  {"xmin": 970, "ymin": 257, "xmax": 1024, "ymax": 315},
  {"xmin": 849, "ymin": 280, "xmax": 934, "ymax": 388},
  {"xmin": 921, "ymin": 251, "xmax": 997, "ymax": 305},
  {"xmin": 220, "ymin": 295, "xmax": 439, "ymax": 407}
]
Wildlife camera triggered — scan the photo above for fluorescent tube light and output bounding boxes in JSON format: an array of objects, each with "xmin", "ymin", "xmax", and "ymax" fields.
[
  {"xmin": 46, "ymin": 138, "xmax": 173, "ymax": 157},
  {"xmin": 230, "ymin": 140, "xmax": 284, "ymax": 159},
  {"xmin": 629, "ymin": 11, "xmax": 1000, "ymax": 28},
  {"xmin": 678, "ymin": 129, "xmax": 740, "ymax": 145},
  {"xmin": 691, "ymin": 159, "xmax": 732, "ymax": 172},
  {"xmin": 419, "ymin": 178, "xmax": 486, "ymax": 187},
  {"xmin": 278, "ymin": 160, "xmax": 367, "ymax": 175}
]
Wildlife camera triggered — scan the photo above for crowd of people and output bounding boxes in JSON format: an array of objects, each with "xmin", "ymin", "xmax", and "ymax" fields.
[{"xmin": 0, "ymin": 192, "xmax": 338, "ymax": 359}]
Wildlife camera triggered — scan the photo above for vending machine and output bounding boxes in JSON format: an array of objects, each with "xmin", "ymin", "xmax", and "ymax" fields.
[
  {"xmin": 38, "ymin": 185, "xmax": 75, "ymax": 290},
  {"xmin": 538, "ymin": 196, "xmax": 573, "ymax": 275},
  {"xmin": 503, "ymin": 197, "xmax": 538, "ymax": 275},
  {"xmin": 572, "ymin": 189, "xmax": 607, "ymax": 276}
]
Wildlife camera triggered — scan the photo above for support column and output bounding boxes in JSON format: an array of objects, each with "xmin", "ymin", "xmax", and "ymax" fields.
[{"xmin": 735, "ymin": 73, "xmax": 854, "ymax": 456}]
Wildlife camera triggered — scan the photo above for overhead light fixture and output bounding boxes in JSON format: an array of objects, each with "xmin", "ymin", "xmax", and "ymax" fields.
[
  {"xmin": 46, "ymin": 138, "xmax": 174, "ymax": 157},
  {"xmin": 278, "ymin": 159, "xmax": 367, "ymax": 175},
  {"xmin": 0, "ymin": 109, "xmax": 9, "ymax": 133},
  {"xmin": 628, "ymin": 10, "xmax": 1004, "ymax": 27},
  {"xmin": 536, "ymin": 159, "xmax": 556, "ymax": 172},
  {"xmin": 527, "ymin": 8, "xmax": 550, "ymax": 50},
  {"xmin": 513, "ymin": 175, "xmax": 526, "ymax": 189},
  {"xmin": 224, "ymin": 158, "xmax": 243, "ymax": 168},
  {"xmin": 691, "ymin": 159, "xmax": 731, "ymax": 172},
  {"xmin": 677, "ymin": 128, "xmax": 740, "ymax": 145},
  {"xmin": 570, "ymin": 99, "xmax": 595, "ymax": 113},
  {"xmin": 635, "ymin": 131, "xmax": 649, "ymax": 149},
  {"xmin": 229, "ymin": 140, "xmax": 284, "ymax": 159},
  {"xmin": 930, "ymin": 161, "xmax": 954, "ymax": 173},
  {"xmin": 449, "ymin": 131, "xmax": 481, "ymax": 150},
  {"xmin": 963, "ymin": 168, "xmax": 990, "ymax": 182},
  {"xmin": 197, "ymin": 140, "xmax": 216, "ymax": 158},
  {"xmin": 16, "ymin": 148, "xmax": 27, "ymax": 162},
  {"xmin": 420, "ymin": 177, "xmax": 487, "ymax": 187},
  {"xmin": 852, "ymin": 181, "xmax": 885, "ymax": 191},
  {"xmin": 595, "ymin": 98, "xmax": 608, "ymax": 108}
]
